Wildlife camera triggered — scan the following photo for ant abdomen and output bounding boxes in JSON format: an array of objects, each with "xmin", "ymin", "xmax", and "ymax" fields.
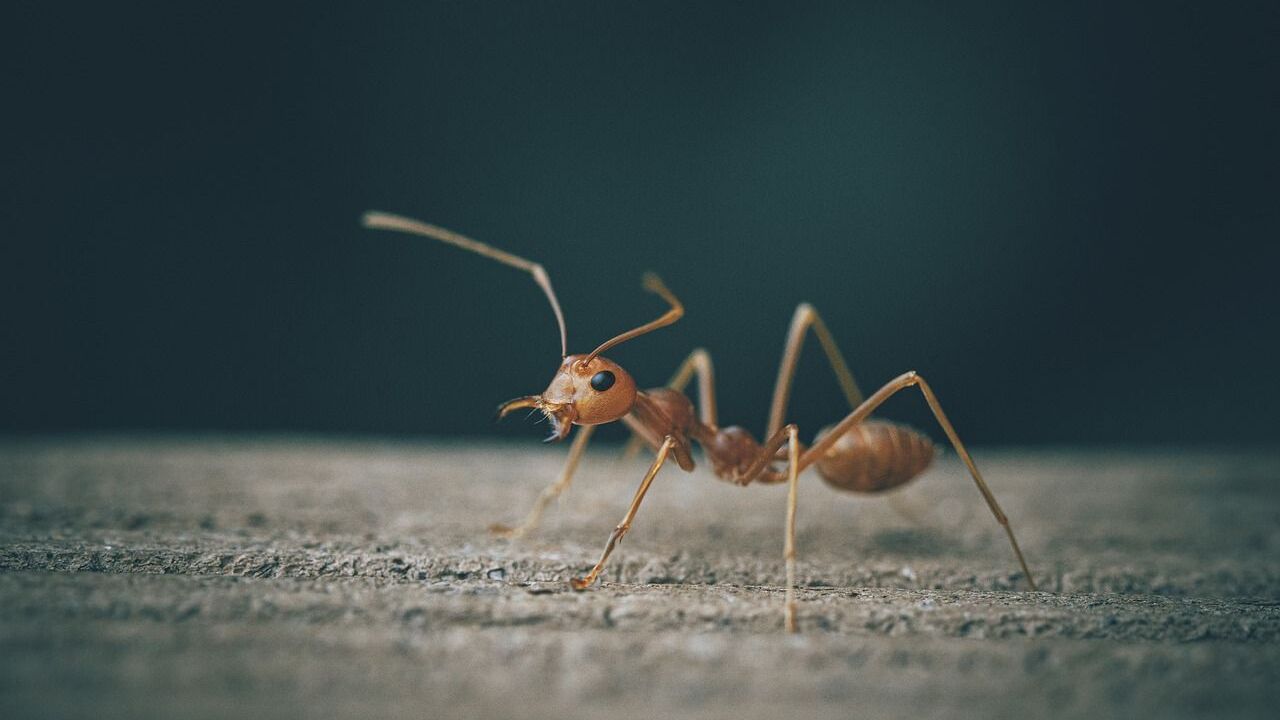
[{"xmin": 812, "ymin": 420, "xmax": 934, "ymax": 493}]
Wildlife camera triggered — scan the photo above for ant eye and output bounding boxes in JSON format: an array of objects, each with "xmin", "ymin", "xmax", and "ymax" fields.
[{"xmin": 590, "ymin": 370, "xmax": 616, "ymax": 392}]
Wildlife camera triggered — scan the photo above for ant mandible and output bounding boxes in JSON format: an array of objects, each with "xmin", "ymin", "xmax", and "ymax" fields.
[{"xmin": 363, "ymin": 210, "xmax": 1037, "ymax": 632}]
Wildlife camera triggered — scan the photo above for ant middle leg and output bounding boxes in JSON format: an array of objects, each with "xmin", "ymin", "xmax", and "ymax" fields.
[
  {"xmin": 766, "ymin": 303, "xmax": 864, "ymax": 438},
  {"xmin": 726, "ymin": 422, "xmax": 804, "ymax": 631},
  {"xmin": 783, "ymin": 425, "xmax": 801, "ymax": 632},
  {"xmin": 490, "ymin": 424, "xmax": 597, "ymax": 539},
  {"xmin": 766, "ymin": 303, "xmax": 926, "ymax": 523}
]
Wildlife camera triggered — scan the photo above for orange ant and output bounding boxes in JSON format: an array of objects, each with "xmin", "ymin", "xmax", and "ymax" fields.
[{"xmin": 362, "ymin": 210, "xmax": 1038, "ymax": 632}]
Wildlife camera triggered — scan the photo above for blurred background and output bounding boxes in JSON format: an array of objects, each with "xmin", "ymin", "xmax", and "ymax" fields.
[{"xmin": 3, "ymin": 2, "xmax": 1277, "ymax": 445}]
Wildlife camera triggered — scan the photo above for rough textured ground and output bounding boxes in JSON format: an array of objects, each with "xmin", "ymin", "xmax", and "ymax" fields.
[{"xmin": 1, "ymin": 437, "xmax": 1278, "ymax": 719}]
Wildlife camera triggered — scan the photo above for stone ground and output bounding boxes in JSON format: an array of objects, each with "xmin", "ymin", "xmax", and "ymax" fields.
[{"xmin": 1, "ymin": 436, "xmax": 1278, "ymax": 719}]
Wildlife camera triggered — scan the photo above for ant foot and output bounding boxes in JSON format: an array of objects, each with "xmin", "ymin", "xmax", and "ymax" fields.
[{"xmin": 488, "ymin": 522, "xmax": 520, "ymax": 538}]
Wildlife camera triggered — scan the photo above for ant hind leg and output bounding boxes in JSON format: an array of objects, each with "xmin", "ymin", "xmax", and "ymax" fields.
[
  {"xmin": 801, "ymin": 372, "xmax": 1038, "ymax": 591},
  {"xmin": 767, "ymin": 304, "xmax": 929, "ymax": 526}
]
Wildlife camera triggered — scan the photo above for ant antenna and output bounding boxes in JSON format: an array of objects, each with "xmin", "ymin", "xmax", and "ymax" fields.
[
  {"xmin": 582, "ymin": 272, "xmax": 683, "ymax": 365},
  {"xmin": 362, "ymin": 211, "xmax": 569, "ymax": 358}
]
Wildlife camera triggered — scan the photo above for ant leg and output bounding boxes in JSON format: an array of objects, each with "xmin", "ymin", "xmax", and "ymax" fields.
[
  {"xmin": 767, "ymin": 304, "xmax": 864, "ymax": 438},
  {"xmin": 783, "ymin": 425, "xmax": 801, "ymax": 632},
  {"xmin": 663, "ymin": 348, "xmax": 718, "ymax": 427},
  {"xmin": 800, "ymin": 372, "xmax": 1038, "ymax": 591},
  {"xmin": 727, "ymin": 423, "xmax": 803, "ymax": 631},
  {"xmin": 489, "ymin": 425, "xmax": 596, "ymax": 539},
  {"xmin": 570, "ymin": 436, "xmax": 675, "ymax": 590},
  {"xmin": 767, "ymin": 307, "xmax": 944, "ymax": 525},
  {"xmin": 622, "ymin": 348, "xmax": 717, "ymax": 460}
]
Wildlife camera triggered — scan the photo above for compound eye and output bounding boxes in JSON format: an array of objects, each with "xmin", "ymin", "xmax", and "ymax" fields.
[{"xmin": 590, "ymin": 370, "xmax": 616, "ymax": 392}]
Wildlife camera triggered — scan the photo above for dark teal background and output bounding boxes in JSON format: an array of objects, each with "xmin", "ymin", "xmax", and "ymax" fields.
[{"xmin": 4, "ymin": 2, "xmax": 1277, "ymax": 444}]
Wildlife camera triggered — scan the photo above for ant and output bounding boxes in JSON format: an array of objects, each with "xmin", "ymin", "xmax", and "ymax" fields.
[{"xmin": 362, "ymin": 210, "xmax": 1038, "ymax": 632}]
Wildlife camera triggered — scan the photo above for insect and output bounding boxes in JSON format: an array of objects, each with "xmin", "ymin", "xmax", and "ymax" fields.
[{"xmin": 362, "ymin": 210, "xmax": 1038, "ymax": 632}]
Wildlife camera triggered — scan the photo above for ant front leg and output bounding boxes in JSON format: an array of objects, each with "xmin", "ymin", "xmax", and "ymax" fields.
[
  {"xmin": 801, "ymin": 372, "xmax": 1039, "ymax": 591},
  {"xmin": 570, "ymin": 436, "xmax": 675, "ymax": 590},
  {"xmin": 490, "ymin": 425, "xmax": 596, "ymax": 539}
]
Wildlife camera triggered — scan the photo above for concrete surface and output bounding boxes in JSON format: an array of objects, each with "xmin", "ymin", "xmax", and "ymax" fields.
[{"xmin": 1, "ymin": 436, "xmax": 1278, "ymax": 719}]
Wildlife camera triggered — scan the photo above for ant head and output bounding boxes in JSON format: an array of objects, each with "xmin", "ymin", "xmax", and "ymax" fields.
[
  {"xmin": 362, "ymin": 211, "xmax": 684, "ymax": 443},
  {"xmin": 493, "ymin": 272, "xmax": 683, "ymax": 443},
  {"xmin": 497, "ymin": 355, "xmax": 637, "ymax": 442}
]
